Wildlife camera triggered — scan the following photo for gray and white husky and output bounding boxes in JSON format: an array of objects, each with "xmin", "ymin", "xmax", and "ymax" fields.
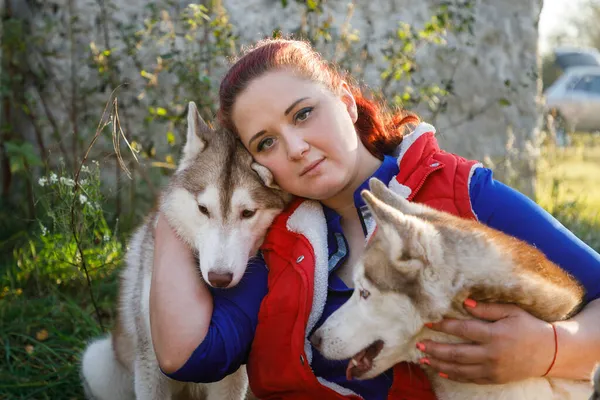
[
  {"xmin": 80, "ymin": 102, "xmax": 289, "ymax": 400},
  {"xmin": 312, "ymin": 178, "xmax": 593, "ymax": 400}
]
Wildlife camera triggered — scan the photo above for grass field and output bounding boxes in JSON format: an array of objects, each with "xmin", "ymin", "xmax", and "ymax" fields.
[
  {"xmin": 536, "ymin": 133, "xmax": 600, "ymax": 252},
  {"xmin": 1, "ymin": 134, "xmax": 599, "ymax": 399}
]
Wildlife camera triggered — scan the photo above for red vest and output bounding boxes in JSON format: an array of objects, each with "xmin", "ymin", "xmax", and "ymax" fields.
[{"xmin": 248, "ymin": 125, "xmax": 481, "ymax": 399}]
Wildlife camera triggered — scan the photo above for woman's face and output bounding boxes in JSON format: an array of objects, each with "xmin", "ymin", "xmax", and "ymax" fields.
[{"xmin": 232, "ymin": 69, "xmax": 366, "ymax": 201}]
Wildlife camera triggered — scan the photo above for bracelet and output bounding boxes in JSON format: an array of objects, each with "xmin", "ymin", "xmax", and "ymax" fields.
[{"xmin": 542, "ymin": 323, "xmax": 558, "ymax": 377}]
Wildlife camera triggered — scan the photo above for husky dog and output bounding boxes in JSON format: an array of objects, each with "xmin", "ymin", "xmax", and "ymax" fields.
[
  {"xmin": 312, "ymin": 178, "xmax": 593, "ymax": 400},
  {"xmin": 80, "ymin": 102, "xmax": 290, "ymax": 400}
]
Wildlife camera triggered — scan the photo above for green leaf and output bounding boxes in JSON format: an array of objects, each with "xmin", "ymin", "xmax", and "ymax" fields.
[
  {"xmin": 4, "ymin": 141, "xmax": 43, "ymax": 167},
  {"xmin": 166, "ymin": 131, "xmax": 175, "ymax": 145},
  {"xmin": 498, "ymin": 98, "xmax": 511, "ymax": 107}
]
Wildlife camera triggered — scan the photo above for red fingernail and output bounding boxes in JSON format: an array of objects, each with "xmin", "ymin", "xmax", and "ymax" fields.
[
  {"xmin": 464, "ymin": 298, "xmax": 477, "ymax": 308},
  {"xmin": 424, "ymin": 322, "xmax": 433, "ymax": 328},
  {"xmin": 416, "ymin": 342, "xmax": 426, "ymax": 352},
  {"xmin": 419, "ymin": 357, "xmax": 430, "ymax": 365},
  {"xmin": 439, "ymin": 372, "xmax": 449, "ymax": 379}
]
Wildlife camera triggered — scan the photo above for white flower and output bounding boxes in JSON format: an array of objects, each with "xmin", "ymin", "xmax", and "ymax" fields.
[
  {"xmin": 60, "ymin": 177, "xmax": 75, "ymax": 187},
  {"xmin": 103, "ymin": 234, "xmax": 110, "ymax": 242},
  {"xmin": 79, "ymin": 194, "xmax": 88, "ymax": 204},
  {"xmin": 80, "ymin": 179, "xmax": 88, "ymax": 185},
  {"xmin": 49, "ymin": 173, "xmax": 58, "ymax": 184},
  {"xmin": 41, "ymin": 225, "xmax": 48, "ymax": 236},
  {"xmin": 81, "ymin": 165, "xmax": 90, "ymax": 173},
  {"xmin": 38, "ymin": 177, "xmax": 47, "ymax": 187}
]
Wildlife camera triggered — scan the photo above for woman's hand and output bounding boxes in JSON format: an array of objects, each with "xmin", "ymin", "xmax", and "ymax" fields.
[{"xmin": 417, "ymin": 299, "xmax": 556, "ymax": 384}]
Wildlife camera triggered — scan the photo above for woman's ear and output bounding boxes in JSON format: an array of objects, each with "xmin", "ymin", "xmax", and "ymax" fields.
[{"xmin": 339, "ymin": 81, "xmax": 358, "ymax": 123}]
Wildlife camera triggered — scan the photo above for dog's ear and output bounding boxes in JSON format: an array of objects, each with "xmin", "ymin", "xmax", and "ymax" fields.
[
  {"xmin": 362, "ymin": 189, "xmax": 433, "ymax": 273},
  {"xmin": 178, "ymin": 102, "xmax": 209, "ymax": 171},
  {"xmin": 368, "ymin": 178, "xmax": 425, "ymax": 216},
  {"xmin": 251, "ymin": 162, "xmax": 282, "ymax": 190}
]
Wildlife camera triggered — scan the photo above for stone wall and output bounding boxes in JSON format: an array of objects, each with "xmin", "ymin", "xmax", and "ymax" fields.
[
  {"xmin": 9, "ymin": 0, "xmax": 543, "ymax": 198},
  {"xmin": 224, "ymin": 0, "xmax": 544, "ymax": 196}
]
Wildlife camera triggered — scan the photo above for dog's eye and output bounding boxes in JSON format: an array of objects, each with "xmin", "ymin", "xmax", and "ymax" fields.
[
  {"xmin": 241, "ymin": 209, "xmax": 256, "ymax": 219},
  {"xmin": 359, "ymin": 288, "xmax": 370, "ymax": 300},
  {"xmin": 198, "ymin": 205, "xmax": 210, "ymax": 217}
]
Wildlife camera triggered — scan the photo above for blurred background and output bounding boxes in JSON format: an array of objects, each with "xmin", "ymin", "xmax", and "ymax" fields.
[{"xmin": 0, "ymin": 0, "xmax": 598, "ymax": 398}]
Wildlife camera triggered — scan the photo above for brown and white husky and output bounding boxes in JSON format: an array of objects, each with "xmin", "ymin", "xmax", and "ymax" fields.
[
  {"xmin": 312, "ymin": 178, "xmax": 593, "ymax": 400},
  {"xmin": 80, "ymin": 102, "xmax": 289, "ymax": 400}
]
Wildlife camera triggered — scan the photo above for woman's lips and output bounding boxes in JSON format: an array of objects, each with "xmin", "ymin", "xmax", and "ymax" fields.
[{"xmin": 300, "ymin": 158, "xmax": 325, "ymax": 177}]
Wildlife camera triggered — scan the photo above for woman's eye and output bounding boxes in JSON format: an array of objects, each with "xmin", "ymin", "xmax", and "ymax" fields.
[
  {"xmin": 257, "ymin": 137, "xmax": 275, "ymax": 152},
  {"xmin": 295, "ymin": 107, "xmax": 312, "ymax": 122}
]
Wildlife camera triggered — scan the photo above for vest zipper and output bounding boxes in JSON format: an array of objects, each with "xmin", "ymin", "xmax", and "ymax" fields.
[{"xmin": 407, "ymin": 164, "xmax": 444, "ymax": 201}]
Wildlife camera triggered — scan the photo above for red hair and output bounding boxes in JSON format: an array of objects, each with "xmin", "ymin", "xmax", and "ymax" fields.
[{"xmin": 218, "ymin": 38, "xmax": 419, "ymax": 159}]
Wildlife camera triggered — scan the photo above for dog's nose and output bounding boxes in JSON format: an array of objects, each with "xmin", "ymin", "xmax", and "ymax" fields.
[
  {"xmin": 310, "ymin": 332, "xmax": 322, "ymax": 349},
  {"xmin": 207, "ymin": 272, "xmax": 233, "ymax": 288}
]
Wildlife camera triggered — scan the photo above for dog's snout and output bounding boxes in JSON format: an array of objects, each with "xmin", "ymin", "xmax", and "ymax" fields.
[
  {"xmin": 310, "ymin": 331, "xmax": 323, "ymax": 350},
  {"xmin": 207, "ymin": 272, "xmax": 233, "ymax": 288}
]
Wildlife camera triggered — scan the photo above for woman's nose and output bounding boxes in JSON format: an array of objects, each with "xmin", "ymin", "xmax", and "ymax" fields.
[{"xmin": 286, "ymin": 134, "xmax": 310, "ymax": 161}]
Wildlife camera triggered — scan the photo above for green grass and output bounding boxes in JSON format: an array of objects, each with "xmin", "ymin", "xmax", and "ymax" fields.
[
  {"xmin": 1, "ymin": 134, "xmax": 599, "ymax": 399},
  {"xmin": 0, "ymin": 274, "xmax": 119, "ymax": 399},
  {"xmin": 536, "ymin": 133, "xmax": 600, "ymax": 252}
]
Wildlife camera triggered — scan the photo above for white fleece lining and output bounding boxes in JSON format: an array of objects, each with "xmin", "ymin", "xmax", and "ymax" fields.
[
  {"xmin": 317, "ymin": 377, "xmax": 363, "ymax": 398},
  {"xmin": 394, "ymin": 122, "xmax": 437, "ymax": 164},
  {"xmin": 467, "ymin": 163, "xmax": 483, "ymax": 221},
  {"xmin": 286, "ymin": 201, "xmax": 363, "ymax": 398},
  {"xmin": 286, "ymin": 200, "xmax": 329, "ymax": 365}
]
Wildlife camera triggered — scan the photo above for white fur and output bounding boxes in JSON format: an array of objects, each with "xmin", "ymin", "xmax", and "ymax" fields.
[
  {"xmin": 81, "ymin": 337, "xmax": 134, "ymax": 400},
  {"xmin": 251, "ymin": 162, "xmax": 280, "ymax": 190},
  {"xmin": 197, "ymin": 185, "xmax": 222, "ymax": 219},
  {"xmin": 190, "ymin": 186, "xmax": 278, "ymax": 287},
  {"xmin": 315, "ymin": 268, "xmax": 424, "ymax": 379}
]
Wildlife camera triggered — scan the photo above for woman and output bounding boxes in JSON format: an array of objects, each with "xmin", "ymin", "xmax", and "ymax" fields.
[{"xmin": 150, "ymin": 39, "xmax": 600, "ymax": 399}]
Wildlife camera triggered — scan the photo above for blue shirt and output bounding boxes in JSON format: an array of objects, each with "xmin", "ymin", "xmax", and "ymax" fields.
[{"xmin": 166, "ymin": 156, "xmax": 600, "ymax": 396}]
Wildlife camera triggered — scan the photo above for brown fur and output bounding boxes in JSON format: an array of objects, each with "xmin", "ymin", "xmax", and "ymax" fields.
[{"xmin": 362, "ymin": 179, "xmax": 584, "ymax": 323}]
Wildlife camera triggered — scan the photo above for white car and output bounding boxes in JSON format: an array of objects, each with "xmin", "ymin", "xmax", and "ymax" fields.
[{"xmin": 544, "ymin": 66, "xmax": 600, "ymax": 136}]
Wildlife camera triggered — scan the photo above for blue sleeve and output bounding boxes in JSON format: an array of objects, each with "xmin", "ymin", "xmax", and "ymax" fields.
[
  {"xmin": 470, "ymin": 167, "xmax": 600, "ymax": 303},
  {"xmin": 162, "ymin": 256, "xmax": 268, "ymax": 383}
]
